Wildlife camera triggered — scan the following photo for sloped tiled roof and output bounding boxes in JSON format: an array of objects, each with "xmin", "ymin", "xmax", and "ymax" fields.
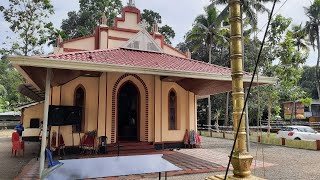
[{"xmin": 46, "ymin": 48, "xmax": 250, "ymax": 76}]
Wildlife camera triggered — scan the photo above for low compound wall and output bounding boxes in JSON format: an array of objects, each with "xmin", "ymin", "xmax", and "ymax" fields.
[{"xmin": 199, "ymin": 130, "xmax": 320, "ymax": 151}]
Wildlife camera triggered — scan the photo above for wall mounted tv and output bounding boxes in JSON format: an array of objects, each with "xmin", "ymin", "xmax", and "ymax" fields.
[{"xmin": 48, "ymin": 105, "xmax": 82, "ymax": 126}]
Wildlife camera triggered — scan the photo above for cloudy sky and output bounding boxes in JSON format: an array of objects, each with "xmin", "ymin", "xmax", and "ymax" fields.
[{"xmin": 0, "ymin": 0, "xmax": 317, "ymax": 65}]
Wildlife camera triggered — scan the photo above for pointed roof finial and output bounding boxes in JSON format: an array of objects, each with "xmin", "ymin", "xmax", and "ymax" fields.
[
  {"xmin": 128, "ymin": 0, "xmax": 135, "ymax": 7},
  {"xmin": 101, "ymin": 13, "xmax": 107, "ymax": 26},
  {"xmin": 186, "ymin": 48, "xmax": 191, "ymax": 58},
  {"xmin": 152, "ymin": 18, "xmax": 159, "ymax": 34},
  {"xmin": 55, "ymin": 34, "xmax": 63, "ymax": 47}
]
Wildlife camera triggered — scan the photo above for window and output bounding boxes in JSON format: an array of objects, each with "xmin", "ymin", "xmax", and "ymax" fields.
[
  {"xmin": 74, "ymin": 86, "xmax": 85, "ymax": 132},
  {"xmin": 168, "ymin": 90, "xmax": 177, "ymax": 130},
  {"xmin": 30, "ymin": 118, "xmax": 40, "ymax": 128}
]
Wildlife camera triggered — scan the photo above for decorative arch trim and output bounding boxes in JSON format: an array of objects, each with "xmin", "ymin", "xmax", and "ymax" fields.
[
  {"xmin": 74, "ymin": 84, "xmax": 86, "ymax": 132},
  {"xmin": 111, "ymin": 74, "xmax": 149, "ymax": 143}
]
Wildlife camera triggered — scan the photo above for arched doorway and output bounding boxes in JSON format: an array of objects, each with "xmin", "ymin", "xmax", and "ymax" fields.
[{"xmin": 117, "ymin": 82, "xmax": 140, "ymax": 141}]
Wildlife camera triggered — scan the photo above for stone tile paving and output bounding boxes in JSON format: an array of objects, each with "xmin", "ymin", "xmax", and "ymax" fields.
[
  {"xmin": 177, "ymin": 148, "xmax": 274, "ymax": 169},
  {"xmin": 13, "ymin": 136, "xmax": 320, "ymax": 180}
]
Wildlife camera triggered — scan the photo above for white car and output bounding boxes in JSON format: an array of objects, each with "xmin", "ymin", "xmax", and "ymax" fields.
[{"xmin": 277, "ymin": 126, "xmax": 320, "ymax": 141}]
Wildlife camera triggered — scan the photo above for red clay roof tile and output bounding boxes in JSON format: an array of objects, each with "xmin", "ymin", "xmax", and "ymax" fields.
[{"xmin": 46, "ymin": 48, "xmax": 250, "ymax": 76}]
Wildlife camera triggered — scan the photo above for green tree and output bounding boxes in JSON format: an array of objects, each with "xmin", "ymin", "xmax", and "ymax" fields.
[
  {"xmin": 212, "ymin": 0, "xmax": 272, "ymax": 28},
  {"xmin": 304, "ymin": 0, "xmax": 320, "ymax": 100},
  {"xmin": 290, "ymin": 24, "xmax": 309, "ymax": 52},
  {"xmin": 186, "ymin": 5, "xmax": 228, "ymax": 64},
  {"xmin": 159, "ymin": 25, "xmax": 175, "ymax": 44},
  {"xmin": 299, "ymin": 66, "xmax": 318, "ymax": 99},
  {"xmin": 48, "ymin": 29, "xmax": 68, "ymax": 47},
  {"xmin": 0, "ymin": 57, "xmax": 29, "ymax": 111},
  {"xmin": 275, "ymin": 31, "xmax": 308, "ymax": 123},
  {"xmin": 141, "ymin": 9, "xmax": 175, "ymax": 44},
  {"xmin": 61, "ymin": 0, "xmax": 123, "ymax": 40},
  {"xmin": 0, "ymin": 0, "xmax": 54, "ymax": 56}
]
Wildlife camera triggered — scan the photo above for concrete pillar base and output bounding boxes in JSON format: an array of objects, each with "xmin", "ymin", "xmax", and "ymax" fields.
[{"xmin": 206, "ymin": 174, "xmax": 267, "ymax": 180}]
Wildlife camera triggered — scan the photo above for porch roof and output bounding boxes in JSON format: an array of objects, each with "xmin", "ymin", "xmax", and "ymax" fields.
[{"xmin": 8, "ymin": 48, "xmax": 276, "ymax": 100}]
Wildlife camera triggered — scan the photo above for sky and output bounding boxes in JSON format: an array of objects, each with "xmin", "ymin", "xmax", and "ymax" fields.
[{"xmin": 0, "ymin": 0, "xmax": 317, "ymax": 65}]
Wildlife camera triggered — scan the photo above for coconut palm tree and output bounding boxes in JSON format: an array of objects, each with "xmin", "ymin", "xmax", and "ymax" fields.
[
  {"xmin": 212, "ymin": 0, "xmax": 273, "ymax": 28},
  {"xmin": 290, "ymin": 24, "xmax": 309, "ymax": 52},
  {"xmin": 186, "ymin": 5, "xmax": 228, "ymax": 64},
  {"xmin": 305, "ymin": 0, "xmax": 320, "ymax": 100}
]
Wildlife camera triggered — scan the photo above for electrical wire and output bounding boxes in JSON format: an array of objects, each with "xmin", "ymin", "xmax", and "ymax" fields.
[
  {"xmin": 257, "ymin": 0, "xmax": 289, "ymax": 36},
  {"xmin": 224, "ymin": 0, "xmax": 278, "ymax": 179}
]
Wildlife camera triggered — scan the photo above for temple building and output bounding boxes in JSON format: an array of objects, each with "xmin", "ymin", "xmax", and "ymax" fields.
[{"xmin": 8, "ymin": 3, "xmax": 274, "ymax": 149}]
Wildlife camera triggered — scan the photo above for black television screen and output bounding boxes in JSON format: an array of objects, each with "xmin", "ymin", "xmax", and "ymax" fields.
[{"xmin": 48, "ymin": 105, "xmax": 82, "ymax": 126}]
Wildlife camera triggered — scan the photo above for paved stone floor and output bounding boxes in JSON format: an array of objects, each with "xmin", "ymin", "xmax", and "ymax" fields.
[{"xmin": 3, "ymin": 136, "xmax": 320, "ymax": 179}]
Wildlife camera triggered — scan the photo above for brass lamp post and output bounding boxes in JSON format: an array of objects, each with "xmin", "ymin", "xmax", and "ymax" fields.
[{"xmin": 206, "ymin": 0, "xmax": 264, "ymax": 179}]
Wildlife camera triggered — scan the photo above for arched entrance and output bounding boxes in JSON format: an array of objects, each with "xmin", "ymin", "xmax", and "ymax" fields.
[{"xmin": 117, "ymin": 81, "xmax": 140, "ymax": 141}]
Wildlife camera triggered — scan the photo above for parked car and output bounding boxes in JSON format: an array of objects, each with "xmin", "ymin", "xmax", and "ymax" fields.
[{"xmin": 276, "ymin": 126, "xmax": 320, "ymax": 141}]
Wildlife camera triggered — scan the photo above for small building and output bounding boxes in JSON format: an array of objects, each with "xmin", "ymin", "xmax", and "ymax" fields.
[
  {"xmin": 283, "ymin": 100, "xmax": 320, "ymax": 121},
  {"xmin": 0, "ymin": 111, "xmax": 21, "ymax": 129},
  {"xmin": 9, "ymin": 4, "xmax": 274, "ymax": 149}
]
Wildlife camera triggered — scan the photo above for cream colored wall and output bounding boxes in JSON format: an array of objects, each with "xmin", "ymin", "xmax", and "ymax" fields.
[
  {"xmin": 100, "ymin": 31, "xmax": 108, "ymax": 49},
  {"xmin": 160, "ymin": 81, "xmax": 194, "ymax": 142},
  {"xmin": 23, "ymin": 103, "xmax": 44, "ymax": 128},
  {"xmin": 24, "ymin": 73, "xmax": 196, "ymax": 145},
  {"xmin": 105, "ymin": 72, "xmax": 154, "ymax": 143},
  {"xmin": 108, "ymin": 30, "xmax": 135, "ymax": 39},
  {"xmin": 163, "ymin": 45, "xmax": 186, "ymax": 58},
  {"xmin": 57, "ymin": 76, "xmax": 99, "ymax": 146},
  {"xmin": 117, "ymin": 13, "xmax": 140, "ymax": 30},
  {"xmin": 63, "ymin": 37, "xmax": 95, "ymax": 50},
  {"xmin": 108, "ymin": 39, "xmax": 127, "ymax": 49}
]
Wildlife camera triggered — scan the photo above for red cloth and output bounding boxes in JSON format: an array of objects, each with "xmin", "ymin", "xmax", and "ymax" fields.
[
  {"xmin": 195, "ymin": 133, "xmax": 201, "ymax": 144},
  {"xmin": 183, "ymin": 130, "xmax": 189, "ymax": 144}
]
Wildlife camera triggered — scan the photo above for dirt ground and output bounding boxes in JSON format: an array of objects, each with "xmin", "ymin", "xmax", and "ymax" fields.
[
  {"xmin": 0, "ymin": 134, "xmax": 39, "ymax": 180},
  {"xmin": 0, "ymin": 129, "xmax": 14, "ymax": 138}
]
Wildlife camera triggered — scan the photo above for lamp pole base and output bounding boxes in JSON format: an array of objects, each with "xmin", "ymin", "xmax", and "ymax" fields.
[{"xmin": 206, "ymin": 174, "xmax": 267, "ymax": 180}]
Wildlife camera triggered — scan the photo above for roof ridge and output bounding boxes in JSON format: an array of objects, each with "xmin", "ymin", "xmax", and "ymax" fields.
[{"xmin": 46, "ymin": 48, "xmax": 120, "ymax": 58}]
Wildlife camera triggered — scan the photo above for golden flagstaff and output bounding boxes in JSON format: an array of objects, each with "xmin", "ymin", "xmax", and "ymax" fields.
[{"xmin": 207, "ymin": 0, "xmax": 263, "ymax": 179}]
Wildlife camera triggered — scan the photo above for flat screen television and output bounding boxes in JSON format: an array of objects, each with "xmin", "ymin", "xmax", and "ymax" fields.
[{"xmin": 48, "ymin": 105, "xmax": 82, "ymax": 126}]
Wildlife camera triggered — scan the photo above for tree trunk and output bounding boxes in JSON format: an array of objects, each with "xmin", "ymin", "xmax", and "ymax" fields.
[
  {"xmin": 268, "ymin": 95, "xmax": 271, "ymax": 134},
  {"xmin": 290, "ymin": 101, "xmax": 295, "ymax": 125},
  {"xmin": 316, "ymin": 33, "xmax": 320, "ymax": 100},
  {"xmin": 224, "ymin": 92, "xmax": 229, "ymax": 126},
  {"xmin": 209, "ymin": 42, "xmax": 212, "ymax": 64}
]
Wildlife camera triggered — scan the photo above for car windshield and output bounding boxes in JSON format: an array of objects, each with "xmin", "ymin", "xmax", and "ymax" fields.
[{"xmin": 302, "ymin": 127, "xmax": 316, "ymax": 133}]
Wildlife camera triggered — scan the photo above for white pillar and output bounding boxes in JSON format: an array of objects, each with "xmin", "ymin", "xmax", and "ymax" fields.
[
  {"xmin": 39, "ymin": 68, "xmax": 51, "ymax": 177},
  {"xmin": 208, "ymin": 96, "xmax": 211, "ymax": 132}
]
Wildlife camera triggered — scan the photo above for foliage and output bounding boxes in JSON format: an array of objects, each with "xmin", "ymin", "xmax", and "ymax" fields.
[
  {"xmin": 61, "ymin": 0, "xmax": 123, "ymax": 40},
  {"xmin": 304, "ymin": 0, "xmax": 320, "ymax": 100},
  {"xmin": 141, "ymin": 9, "xmax": 162, "ymax": 28},
  {"xmin": 48, "ymin": 29, "xmax": 69, "ymax": 47},
  {"xmin": 186, "ymin": 5, "xmax": 228, "ymax": 64},
  {"xmin": 0, "ymin": 57, "xmax": 29, "ymax": 111},
  {"xmin": 299, "ymin": 97, "xmax": 312, "ymax": 107},
  {"xmin": 0, "ymin": 0, "xmax": 54, "ymax": 56},
  {"xmin": 212, "ymin": 0, "xmax": 273, "ymax": 28},
  {"xmin": 159, "ymin": 25, "xmax": 175, "ymax": 44},
  {"xmin": 299, "ymin": 66, "xmax": 318, "ymax": 99},
  {"xmin": 141, "ymin": 9, "xmax": 175, "ymax": 44}
]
